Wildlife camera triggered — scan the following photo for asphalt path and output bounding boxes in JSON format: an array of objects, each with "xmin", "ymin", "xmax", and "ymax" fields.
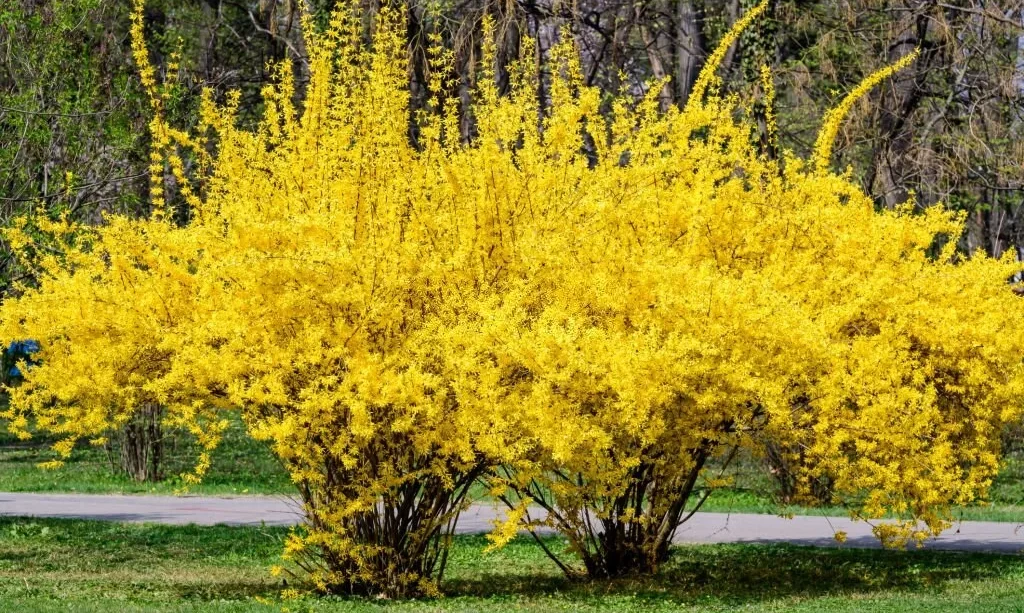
[{"xmin": 1, "ymin": 492, "xmax": 1021, "ymax": 554}]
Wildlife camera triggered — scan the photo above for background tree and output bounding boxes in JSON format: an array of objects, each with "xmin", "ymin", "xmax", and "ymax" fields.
[{"xmin": 6, "ymin": 1, "xmax": 1024, "ymax": 264}]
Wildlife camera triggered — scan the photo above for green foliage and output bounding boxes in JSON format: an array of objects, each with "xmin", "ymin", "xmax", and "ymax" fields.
[
  {"xmin": 0, "ymin": 0, "xmax": 298, "ymax": 287},
  {"xmin": 0, "ymin": 1, "xmax": 148, "ymax": 203},
  {"xmin": 0, "ymin": 0, "xmax": 149, "ymax": 289}
]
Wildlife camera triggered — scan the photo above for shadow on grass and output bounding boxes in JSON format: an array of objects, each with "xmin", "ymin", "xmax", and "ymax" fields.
[
  {"xmin": 174, "ymin": 580, "xmax": 282, "ymax": 601},
  {"xmin": 3, "ymin": 518, "xmax": 1022, "ymax": 607},
  {"xmin": 441, "ymin": 536, "xmax": 1024, "ymax": 606}
]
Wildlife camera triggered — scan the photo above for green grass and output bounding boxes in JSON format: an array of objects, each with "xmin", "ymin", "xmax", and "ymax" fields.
[
  {"xmin": 0, "ymin": 416, "xmax": 293, "ymax": 495},
  {"xmin": 1, "ymin": 517, "xmax": 1023, "ymax": 612}
]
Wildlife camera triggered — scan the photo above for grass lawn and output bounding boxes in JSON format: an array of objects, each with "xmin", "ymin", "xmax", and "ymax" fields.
[
  {"xmin": 0, "ymin": 517, "xmax": 1023, "ymax": 612},
  {"xmin": 0, "ymin": 417, "xmax": 293, "ymax": 495}
]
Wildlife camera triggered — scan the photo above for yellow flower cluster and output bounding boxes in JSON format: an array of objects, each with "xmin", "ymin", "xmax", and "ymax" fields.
[{"xmin": 2, "ymin": 0, "xmax": 1023, "ymax": 594}]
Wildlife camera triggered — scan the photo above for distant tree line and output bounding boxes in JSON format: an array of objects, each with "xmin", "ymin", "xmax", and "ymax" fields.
[{"xmin": 3, "ymin": 0, "xmax": 1023, "ymax": 273}]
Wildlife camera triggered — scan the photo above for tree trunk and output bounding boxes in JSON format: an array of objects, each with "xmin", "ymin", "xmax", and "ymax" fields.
[
  {"xmin": 867, "ymin": 5, "xmax": 931, "ymax": 209},
  {"xmin": 675, "ymin": 0, "xmax": 705, "ymax": 105},
  {"xmin": 118, "ymin": 402, "xmax": 164, "ymax": 482}
]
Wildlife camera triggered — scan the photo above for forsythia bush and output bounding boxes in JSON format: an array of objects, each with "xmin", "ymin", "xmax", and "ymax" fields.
[
  {"xmin": 460, "ymin": 16, "xmax": 1024, "ymax": 573},
  {"xmin": 2, "ymin": 0, "xmax": 1023, "ymax": 595}
]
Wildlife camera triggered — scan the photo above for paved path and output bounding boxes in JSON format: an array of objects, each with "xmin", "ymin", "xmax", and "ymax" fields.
[{"xmin": 1, "ymin": 492, "xmax": 1021, "ymax": 554}]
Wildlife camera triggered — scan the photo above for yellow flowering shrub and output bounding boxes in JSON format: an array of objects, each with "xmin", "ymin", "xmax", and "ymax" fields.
[
  {"xmin": 2, "ymin": 0, "xmax": 1023, "ymax": 594},
  {"xmin": 442, "ymin": 6, "xmax": 1024, "ymax": 576}
]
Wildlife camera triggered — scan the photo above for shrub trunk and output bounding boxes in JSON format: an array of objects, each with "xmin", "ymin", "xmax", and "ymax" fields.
[
  {"xmin": 286, "ymin": 440, "xmax": 483, "ymax": 598},
  {"xmin": 110, "ymin": 402, "xmax": 164, "ymax": 482},
  {"xmin": 499, "ymin": 446, "xmax": 718, "ymax": 579}
]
